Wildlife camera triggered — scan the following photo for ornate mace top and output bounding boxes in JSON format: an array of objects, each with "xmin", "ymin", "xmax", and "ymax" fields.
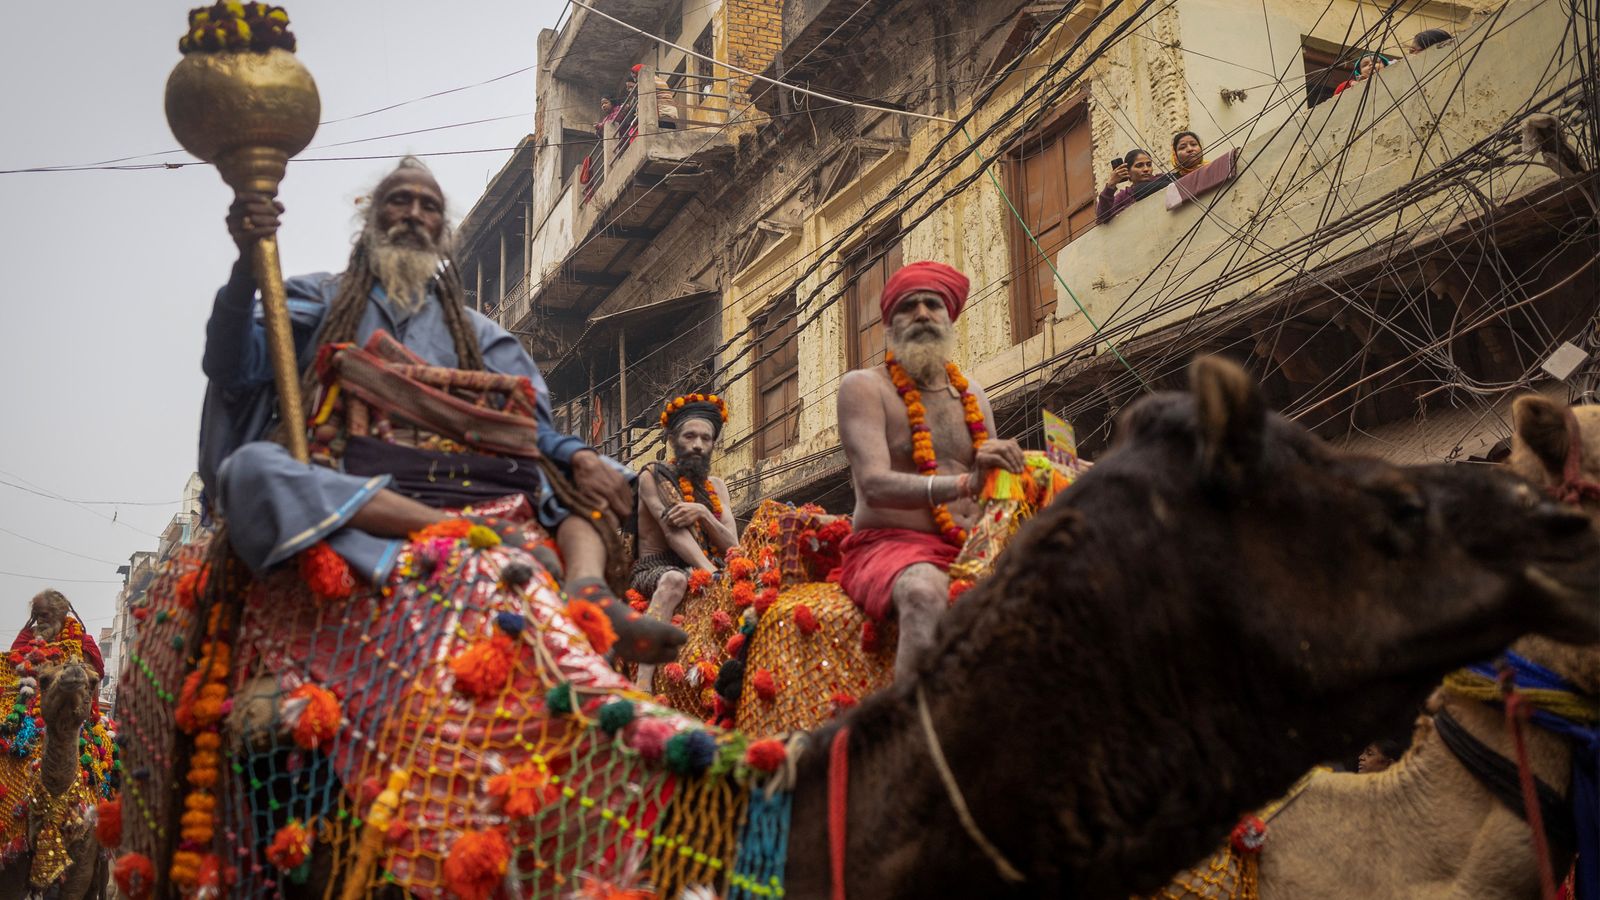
[{"xmin": 178, "ymin": 2, "xmax": 297, "ymax": 54}]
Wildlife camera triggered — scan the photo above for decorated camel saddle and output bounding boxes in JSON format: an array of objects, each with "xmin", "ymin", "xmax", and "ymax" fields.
[
  {"xmin": 647, "ymin": 454, "xmax": 1079, "ymax": 736},
  {"xmin": 0, "ymin": 621, "xmax": 118, "ymax": 896}
]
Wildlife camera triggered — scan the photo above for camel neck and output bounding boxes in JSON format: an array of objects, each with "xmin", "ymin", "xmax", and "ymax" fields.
[{"xmin": 40, "ymin": 717, "xmax": 82, "ymax": 797}]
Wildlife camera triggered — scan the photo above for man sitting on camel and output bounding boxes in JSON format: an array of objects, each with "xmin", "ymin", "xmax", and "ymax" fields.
[
  {"xmin": 632, "ymin": 393, "xmax": 740, "ymax": 684},
  {"xmin": 836, "ymin": 261, "xmax": 1024, "ymax": 679},
  {"xmin": 10, "ymin": 589, "xmax": 104, "ymax": 681},
  {"xmin": 200, "ymin": 156, "xmax": 684, "ymax": 663}
]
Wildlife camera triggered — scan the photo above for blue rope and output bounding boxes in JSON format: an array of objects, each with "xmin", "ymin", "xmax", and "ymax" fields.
[{"xmin": 729, "ymin": 787, "xmax": 791, "ymax": 899}]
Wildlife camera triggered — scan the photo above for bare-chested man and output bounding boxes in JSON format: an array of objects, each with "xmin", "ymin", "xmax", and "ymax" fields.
[
  {"xmin": 633, "ymin": 394, "xmax": 740, "ymax": 683},
  {"xmin": 836, "ymin": 261, "xmax": 1024, "ymax": 679}
]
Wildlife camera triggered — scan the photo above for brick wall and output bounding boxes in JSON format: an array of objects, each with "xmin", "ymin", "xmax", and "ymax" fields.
[{"xmin": 723, "ymin": 0, "xmax": 784, "ymax": 108}]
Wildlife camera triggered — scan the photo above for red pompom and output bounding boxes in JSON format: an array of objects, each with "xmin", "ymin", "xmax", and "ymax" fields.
[
  {"xmin": 760, "ymin": 569, "xmax": 782, "ymax": 588},
  {"xmin": 753, "ymin": 588, "xmax": 778, "ymax": 615},
  {"xmin": 661, "ymin": 662, "xmax": 686, "ymax": 684},
  {"xmin": 450, "ymin": 633, "xmax": 516, "ymax": 700},
  {"xmin": 114, "ymin": 853, "xmax": 157, "ymax": 900},
  {"xmin": 174, "ymin": 565, "xmax": 210, "ymax": 611},
  {"xmin": 298, "ymin": 542, "xmax": 355, "ymax": 601},
  {"xmin": 792, "ymin": 604, "xmax": 819, "ymax": 635},
  {"xmin": 861, "ymin": 619, "xmax": 881, "ymax": 653},
  {"xmin": 287, "ymin": 684, "xmax": 341, "ymax": 751},
  {"xmin": 829, "ymin": 692, "xmax": 859, "ymax": 716},
  {"xmin": 711, "ymin": 610, "xmax": 734, "ymax": 634},
  {"xmin": 95, "ymin": 797, "xmax": 122, "ymax": 848},
  {"xmin": 443, "ymin": 828, "xmax": 511, "ymax": 900},
  {"xmin": 266, "ymin": 820, "xmax": 312, "ymax": 870},
  {"xmin": 745, "ymin": 738, "xmax": 787, "ymax": 772},
  {"xmin": 487, "ymin": 762, "xmax": 558, "ymax": 818},
  {"xmin": 724, "ymin": 633, "xmax": 746, "ymax": 658},
  {"xmin": 751, "ymin": 669, "xmax": 777, "ymax": 702},
  {"xmin": 1230, "ymin": 815, "xmax": 1267, "ymax": 855}
]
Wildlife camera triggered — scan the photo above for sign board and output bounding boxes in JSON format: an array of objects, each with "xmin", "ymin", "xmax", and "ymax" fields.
[{"xmin": 1043, "ymin": 410, "xmax": 1078, "ymax": 473}]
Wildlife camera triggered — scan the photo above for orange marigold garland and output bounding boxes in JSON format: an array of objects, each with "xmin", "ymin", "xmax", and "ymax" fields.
[
  {"xmin": 286, "ymin": 684, "xmax": 341, "ymax": 751},
  {"xmin": 298, "ymin": 541, "xmax": 355, "ymax": 601},
  {"xmin": 173, "ymin": 601, "xmax": 232, "ymax": 890},
  {"xmin": 659, "ymin": 393, "xmax": 729, "ymax": 429},
  {"xmin": 565, "ymin": 599, "xmax": 618, "ymax": 654},
  {"xmin": 444, "ymin": 827, "xmax": 512, "ymax": 900},
  {"xmin": 885, "ymin": 351, "xmax": 988, "ymax": 545}
]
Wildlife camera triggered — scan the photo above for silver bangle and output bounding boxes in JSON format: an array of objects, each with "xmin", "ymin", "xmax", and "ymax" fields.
[{"xmin": 926, "ymin": 475, "xmax": 937, "ymax": 507}]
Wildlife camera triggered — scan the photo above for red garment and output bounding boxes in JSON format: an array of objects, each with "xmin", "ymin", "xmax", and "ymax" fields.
[
  {"xmin": 11, "ymin": 622, "xmax": 105, "ymax": 680},
  {"xmin": 879, "ymin": 261, "xmax": 970, "ymax": 324},
  {"xmin": 836, "ymin": 527, "xmax": 959, "ymax": 620}
]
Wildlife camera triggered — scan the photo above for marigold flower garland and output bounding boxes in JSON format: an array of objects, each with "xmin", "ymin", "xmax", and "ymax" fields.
[
  {"xmin": 172, "ymin": 597, "xmax": 232, "ymax": 890},
  {"xmin": 885, "ymin": 351, "xmax": 988, "ymax": 545}
]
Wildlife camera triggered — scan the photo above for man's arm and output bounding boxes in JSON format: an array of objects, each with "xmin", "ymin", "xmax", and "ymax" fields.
[
  {"xmin": 701, "ymin": 476, "xmax": 740, "ymax": 550},
  {"xmin": 837, "ymin": 370, "xmax": 969, "ymax": 508},
  {"xmin": 639, "ymin": 467, "xmax": 717, "ymax": 569}
]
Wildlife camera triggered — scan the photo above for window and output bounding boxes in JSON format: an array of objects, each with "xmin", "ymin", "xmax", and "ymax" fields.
[
  {"xmin": 1005, "ymin": 101, "xmax": 1095, "ymax": 342},
  {"xmin": 1302, "ymin": 37, "xmax": 1359, "ymax": 108},
  {"xmin": 844, "ymin": 225, "xmax": 903, "ymax": 369},
  {"xmin": 754, "ymin": 293, "xmax": 801, "ymax": 459}
]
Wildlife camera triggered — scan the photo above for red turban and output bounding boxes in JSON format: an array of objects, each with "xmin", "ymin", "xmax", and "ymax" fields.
[{"xmin": 879, "ymin": 261, "xmax": 970, "ymax": 324}]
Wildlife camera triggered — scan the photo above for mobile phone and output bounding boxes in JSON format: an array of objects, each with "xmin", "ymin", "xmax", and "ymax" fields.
[{"xmin": 1111, "ymin": 157, "xmax": 1124, "ymax": 168}]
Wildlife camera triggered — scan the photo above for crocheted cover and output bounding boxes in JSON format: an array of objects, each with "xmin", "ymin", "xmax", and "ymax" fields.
[
  {"xmin": 114, "ymin": 499, "xmax": 777, "ymax": 899},
  {"xmin": 0, "ymin": 631, "xmax": 116, "ymax": 887}
]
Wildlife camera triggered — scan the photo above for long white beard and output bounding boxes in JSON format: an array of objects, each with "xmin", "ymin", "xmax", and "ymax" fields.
[
  {"xmin": 889, "ymin": 323, "xmax": 955, "ymax": 383},
  {"xmin": 364, "ymin": 225, "xmax": 442, "ymax": 316}
]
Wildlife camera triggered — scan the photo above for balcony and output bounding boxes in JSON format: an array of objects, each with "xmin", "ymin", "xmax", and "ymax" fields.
[{"xmin": 528, "ymin": 62, "xmax": 736, "ymax": 316}]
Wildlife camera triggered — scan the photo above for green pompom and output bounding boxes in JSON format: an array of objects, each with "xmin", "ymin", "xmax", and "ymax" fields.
[
  {"xmin": 545, "ymin": 682, "xmax": 576, "ymax": 716},
  {"xmin": 597, "ymin": 700, "xmax": 635, "ymax": 734}
]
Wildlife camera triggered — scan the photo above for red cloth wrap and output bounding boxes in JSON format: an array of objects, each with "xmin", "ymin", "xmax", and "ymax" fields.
[
  {"xmin": 12, "ymin": 624, "xmax": 105, "ymax": 680},
  {"xmin": 879, "ymin": 261, "xmax": 970, "ymax": 324},
  {"xmin": 836, "ymin": 527, "xmax": 959, "ymax": 620}
]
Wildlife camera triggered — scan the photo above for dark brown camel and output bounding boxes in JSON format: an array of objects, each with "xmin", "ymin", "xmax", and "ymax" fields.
[{"xmin": 776, "ymin": 359, "xmax": 1598, "ymax": 899}]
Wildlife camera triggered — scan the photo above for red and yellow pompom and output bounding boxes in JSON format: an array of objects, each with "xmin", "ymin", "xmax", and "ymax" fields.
[
  {"xmin": 450, "ymin": 633, "xmax": 516, "ymax": 700},
  {"xmin": 288, "ymin": 684, "xmax": 341, "ymax": 750},
  {"xmin": 444, "ymin": 828, "xmax": 512, "ymax": 900},
  {"xmin": 745, "ymin": 738, "xmax": 787, "ymax": 772},
  {"xmin": 565, "ymin": 599, "xmax": 617, "ymax": 654},
  {"xmin": 487, "ymin": 762, "xmax": 559, "ymax": 818},
  {"xmin": 266, "ymin": 819, "xmax": 312, "ymax": 870},
  {"xmin": 298, "ymin": 542, "xmax": 355, "ymax": 601},
  {"xmin": 751, "ymin": 668, "xmax": 777, "ymax": 702},
  {"xmin": 114, "ymin": 853, "xmax": 156, "ymax": 900},
  {"xmin": 95, "ymin": 797, "xmax": 123, "ymax": 848}
]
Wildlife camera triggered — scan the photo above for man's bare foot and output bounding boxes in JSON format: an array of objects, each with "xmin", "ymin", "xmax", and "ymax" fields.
[{"xmin": 567, "ymin": 578, "xmax": 686, "ymax": 664}]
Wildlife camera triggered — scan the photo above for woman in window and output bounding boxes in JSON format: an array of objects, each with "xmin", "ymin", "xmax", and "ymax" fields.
[
  {"xmin": 1332, "ymin": 52, "xmax": 1392, "ymax": 96},
  {"xmin": 1408, "ymin": 28, "xmax": 1453, "ymax": 53},
  {"xmin": 1095, "ymin": 148, "xmax": 1173, "ymax": 224},
  {"xmin": 1172, "ymin": 131, "xmax": 1206, "ymax": 178}
]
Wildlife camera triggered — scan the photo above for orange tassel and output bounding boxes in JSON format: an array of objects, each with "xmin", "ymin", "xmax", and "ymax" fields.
[
  {"xmin": 486, "ymin": 762, "xmax": 558, "ymax": 818},
  {"xmin": 299, "ymin": 542, "xmax": 355, "ymax": 601},
  {"xmin": 565, "ymin": 599, "xmax": 618, "ymax": 654},
  {"xmin": 95, "ymin": 797, "xmax": 122, "ymax": 848},
  {"xmin": 443, "ymin": 828, "xmax": 511, "ymax": 900},
  {"xmin": 288, "ymin": 684, "xmax": 341, "ymax": 750},
  {"xmin": 450, "ymin": 633, "xmax": 516, "ymax": 699}
]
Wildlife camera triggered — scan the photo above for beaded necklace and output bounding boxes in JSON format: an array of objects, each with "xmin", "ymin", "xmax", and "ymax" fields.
[{"xmin": 885, "ymin": 352, "xmax": 989, "ymax": 545}]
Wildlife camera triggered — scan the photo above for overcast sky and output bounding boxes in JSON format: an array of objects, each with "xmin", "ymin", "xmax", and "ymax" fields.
[{"xmin": 0, "ymin": 1, "xmax": 565, "ymax": 647}]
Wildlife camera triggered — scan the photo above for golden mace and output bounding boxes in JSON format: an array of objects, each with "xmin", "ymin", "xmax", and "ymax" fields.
[{"xmin": 166, "ymin": 9, "xmax": 319, "ymax": 461}]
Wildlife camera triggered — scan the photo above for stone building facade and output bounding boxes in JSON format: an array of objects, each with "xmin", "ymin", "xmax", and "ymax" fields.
[{"xmin": 472, "ymin": 0, "xmax": 1597, "ymax": 513}]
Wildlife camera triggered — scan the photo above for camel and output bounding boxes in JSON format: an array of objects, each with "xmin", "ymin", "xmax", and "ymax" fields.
[
  {"xmin": 0, "ymin": 659, "xmax": 106, "ymax": 900},
  {"xmin": 1148, "ymin": 393, "xmax": 1600, "ymax": 900},
  {"xmin": 119, "ymin": 358, "xmax": 1599, "ymax": 899}
]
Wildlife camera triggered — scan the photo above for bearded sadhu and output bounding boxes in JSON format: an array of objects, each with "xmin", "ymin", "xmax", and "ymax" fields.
[{"xmin": 836, "ymin": 261, "xmax": 1025, "ymax": 678}]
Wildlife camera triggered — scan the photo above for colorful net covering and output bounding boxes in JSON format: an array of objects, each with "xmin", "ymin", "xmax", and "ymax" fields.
[
  {"xmin": 114, "ymin": 502, "xmax": 791, "ymax": 899},
  {"xmin": 0, "ymin": 620, "xmax": 117, "ymax": 889}
]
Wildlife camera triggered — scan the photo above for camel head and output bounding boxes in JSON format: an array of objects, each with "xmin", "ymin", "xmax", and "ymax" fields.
[
  {"xmin": 1507, "ymin": 394, "xmax": 1600, "ymax": 513},
  {"xmin": 37, "ymin": 660, "xmax": 95, "ymax": 732}
]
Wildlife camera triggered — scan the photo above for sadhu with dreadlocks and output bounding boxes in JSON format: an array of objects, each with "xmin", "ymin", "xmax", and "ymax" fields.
[{"xmin": 197, "ymin": 157, "xmax": 685, "ymax": 663}]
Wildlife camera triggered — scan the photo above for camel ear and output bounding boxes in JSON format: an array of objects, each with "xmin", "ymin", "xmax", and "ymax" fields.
[
  {"xmin": 1512, "ymin": 395, "xmax": 1570, "ymax": 478},
  {"xmin": 1190, "ymin": 355, "xmax": 1265, "ymax": 489}
]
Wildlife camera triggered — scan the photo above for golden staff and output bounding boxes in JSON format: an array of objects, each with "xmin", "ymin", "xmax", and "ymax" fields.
[{"xmin": 165, "ymin": 5, "xmax": 320, "ymax": 461}]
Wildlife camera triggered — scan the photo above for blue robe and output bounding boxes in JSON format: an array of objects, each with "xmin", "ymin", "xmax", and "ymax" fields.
[{"xmin": 198, "ymin": 267, "xmax": 596, "ymax": 581}]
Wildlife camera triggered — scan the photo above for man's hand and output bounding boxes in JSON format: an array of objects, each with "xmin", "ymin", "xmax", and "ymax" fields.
[
  {"xmin": 663, "ymin": 502, "xmax": 711, "ymax": 529},
  {"xmin": 227, "ymin": 192, "xmax": 285, "ymax": 253},
  {"xmin": 973, "ymin": 439, "xmax": 1026, "ymax": 478},
  {"xmin": 571, "ymin": 450, "xmax": 633, "ymax": 519}
]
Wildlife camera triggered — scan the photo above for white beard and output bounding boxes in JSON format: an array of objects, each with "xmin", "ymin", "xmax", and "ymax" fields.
[
  {"xmin": 888, "ymin": 322, "xmax": 955, "ymax": 383},
  {"xmin": 364, "ymin": 225, "xmax": 443, "ymax": 316}
]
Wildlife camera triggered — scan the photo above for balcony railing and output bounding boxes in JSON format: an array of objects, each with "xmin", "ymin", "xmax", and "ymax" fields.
[{"xmin": 579, "ymin": 63, "xmax": 731, "ymax": 206}]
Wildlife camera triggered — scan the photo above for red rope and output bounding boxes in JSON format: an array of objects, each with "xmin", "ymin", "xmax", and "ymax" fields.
[
  {"xmin": 1501, "ymin": 669, "xmax": 1560, "ymax": 900},
  {"xmin": 829, "ymin": 726, "xmax": 852, "ymax": 900}
]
